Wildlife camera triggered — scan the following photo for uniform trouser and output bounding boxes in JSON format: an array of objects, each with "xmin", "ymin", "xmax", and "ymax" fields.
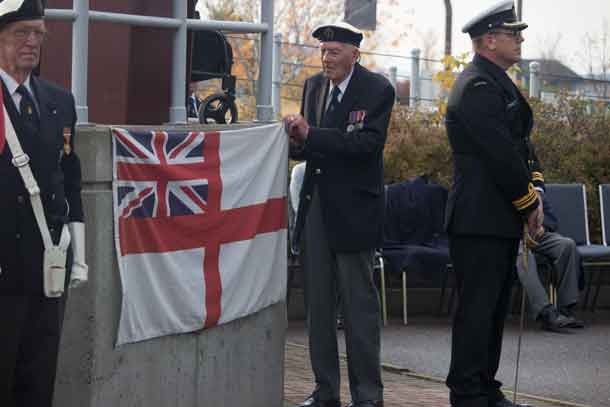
[
  {"xmin": 0, "ymin": 295, "xmax": 66, "ymax": 407},
  {"xmin": 302, "ymin": 188, "xmax": 383, "ymax": 403},
  {"xmin": 446, "ymin": 235, "xmax": 518, "ymax": 407},
  {"xmin": 517, "ymin": 231, "xmax": 581, "ymax": 319}
]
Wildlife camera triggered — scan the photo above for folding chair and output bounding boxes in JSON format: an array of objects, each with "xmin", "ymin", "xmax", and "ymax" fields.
[
  {"xmin": 373, "ymin": 250, "xmax": 388, "ymax": 326},
  {"xmin": 381, "ymin": 177, "xmax": 451, "ymax": 325},
  {"xmin": 544, "ymin": 184, "xmax": 610, "ymax": 310}
]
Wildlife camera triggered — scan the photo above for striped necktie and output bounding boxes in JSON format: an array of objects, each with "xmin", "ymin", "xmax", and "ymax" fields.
[
  {"xmin": 321, "ymin": 86, "xmax": 341, "ymax": 127},
  {"xmin": 327, "ymin": 86, "xmax": 341, "ymax": 114}
]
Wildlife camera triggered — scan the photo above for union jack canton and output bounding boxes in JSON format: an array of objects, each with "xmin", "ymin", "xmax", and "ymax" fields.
[{"xmin": 113, "ymin": 129, "xmax": 210, "ymax": 220}]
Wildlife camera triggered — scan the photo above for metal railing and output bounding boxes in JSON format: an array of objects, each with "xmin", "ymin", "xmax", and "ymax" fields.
[
  {"xmin": 45, "ymin": 0, "xmax": 274, "ymax": 124},
  {"xmin": 191, "ymin": 30, "xmax": 610, "ymax": 119},
  {"xmin": 270, "ymin": 39, "xmax": 429, "ymax": 115},
  {"xmin": 268, "ymin": 40, "xmax": 610, "ymax": 116}
]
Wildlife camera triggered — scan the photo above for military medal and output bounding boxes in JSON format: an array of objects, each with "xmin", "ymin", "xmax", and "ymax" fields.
[
  {"xmin": 347, "ymin": 110, "xmax": 367, "ymax": 132},
  {"xmin": 63, "ymin": 127, "xmax": 72, "ymax": 155}
]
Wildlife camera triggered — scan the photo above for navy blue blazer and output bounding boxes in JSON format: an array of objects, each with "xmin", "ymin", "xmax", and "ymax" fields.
[{"xmin": 0, "ymin": 76, "xmax": 82, "ymax": 295}]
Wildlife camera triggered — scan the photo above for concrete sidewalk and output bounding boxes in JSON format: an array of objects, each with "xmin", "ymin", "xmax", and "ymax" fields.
[{"xmin": 284, "ymin": 342, "xmax": 589, "ymax": 407}]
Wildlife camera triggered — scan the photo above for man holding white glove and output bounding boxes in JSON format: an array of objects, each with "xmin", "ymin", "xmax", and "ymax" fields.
[{"xmin": 0, "ymin": 1, "xmax": 87, "ymax": 406}]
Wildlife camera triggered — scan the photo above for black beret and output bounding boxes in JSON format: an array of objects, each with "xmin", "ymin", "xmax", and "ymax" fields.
[
  {"xmin": 462, "ymin": 0, "xmax": 527, "ymax": 38},
  {"xmin": 312, "ymin": 22, "xmax": 363, "ymax": 47},
  {"xmin": 0, "ymin": 0, "xmax": 45, "ymax": 29}
]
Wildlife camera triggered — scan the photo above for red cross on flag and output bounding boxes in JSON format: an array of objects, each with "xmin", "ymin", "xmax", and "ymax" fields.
[{"xmin": 112, "ymin": 123, "xmax": 288, "ymax": 345}]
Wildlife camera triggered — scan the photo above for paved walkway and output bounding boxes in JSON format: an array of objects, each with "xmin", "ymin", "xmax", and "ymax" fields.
[{"xmin": 284, "ymin": 342, "xmax": 589, "ymax": 407}]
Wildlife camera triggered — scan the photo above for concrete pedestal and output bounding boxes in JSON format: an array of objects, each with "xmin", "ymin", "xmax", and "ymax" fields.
[{"xmin": 54, "ymin": 124, "xmax": 286, "ymax": 407}]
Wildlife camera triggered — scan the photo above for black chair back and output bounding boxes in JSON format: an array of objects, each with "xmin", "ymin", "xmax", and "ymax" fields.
[
  {"xmin": 600, "ymin": 184, "xmax": 610, "ymax": 246},
  {"xmin": 544, "ymin": 184, "xmax": 590, "ymax": 246}
]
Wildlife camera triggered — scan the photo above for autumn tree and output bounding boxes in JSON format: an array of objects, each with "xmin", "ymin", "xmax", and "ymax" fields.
[
  {"xmin": 418, "ymin": 28, "xmax": 440, "ymax": 72},
  {"xmin": 581, "ymin": 20, "xmax": 610, "ymax": 99}
]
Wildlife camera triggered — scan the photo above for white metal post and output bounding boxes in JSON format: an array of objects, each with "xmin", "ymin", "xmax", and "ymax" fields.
[
  {"xmin": 410, "ymin": 48, "xmax": 421, "ymax": 109},
  {"xmin": 256, "ymin": 0, "xmax": 274, "ymax": 122},
  {"xmin": 169, "ymin": 0, "xmax": 188, "ymax": 123},
  {"xmin": 389, "ymin": 66, "xmax": 397, "ymax": 103},
  {"xmin": 272, "ymin": 33, "xmax": 282, "ymax": 119},
  {"xmin": 529, "ymin": 61, "xmax": 541, "ymax": 99},
  {"xmin": 71, "ymin": 0, "xmax": 89, "ymax": 124}
]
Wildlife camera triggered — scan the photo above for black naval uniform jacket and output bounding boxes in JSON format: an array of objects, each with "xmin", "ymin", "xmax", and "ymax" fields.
[
  {"xmin": 0, "ymin": 76, "xmax": 82, "ymax": 296},
  {"xmin": 291, "ymin": 63, "xmax": 395, "ymax": 252},
  {"xmin": 444, "ymin": 54, "xmax": 541, "ymax": 239}
]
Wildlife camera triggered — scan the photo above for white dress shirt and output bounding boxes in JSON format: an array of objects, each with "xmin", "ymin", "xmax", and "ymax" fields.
[
  {"xmin": 325, "ymin": 65, "xmax": 355, "ymax": 111},
  {"xmin": 0, "ymin": 68, "xmax": 39, "ymax": 114}
]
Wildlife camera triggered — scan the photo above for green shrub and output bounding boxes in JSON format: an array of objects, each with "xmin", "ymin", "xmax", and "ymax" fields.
[{"xmin": 384, "ymin": 106, "xmax": 452, "ymax": 187}]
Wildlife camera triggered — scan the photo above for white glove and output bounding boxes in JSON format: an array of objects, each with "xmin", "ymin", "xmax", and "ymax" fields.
[{"xmin": 69, "ymin": 222, "xmax": 88, "ymax": 288}]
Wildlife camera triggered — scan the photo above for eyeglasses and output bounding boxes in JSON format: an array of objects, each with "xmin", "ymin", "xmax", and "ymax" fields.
[
  {"xmin": 490, "ymin": 30, "xmax": 522, "ymax": 39},
  {"xmin": 10, "ymin": 28, "xmax": 47, "ymax": 42}
]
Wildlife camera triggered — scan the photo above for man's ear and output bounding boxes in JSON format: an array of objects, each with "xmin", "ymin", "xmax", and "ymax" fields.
[
  {"xmin": 354, "ymin": 48, "xmax": 361, "ymax": 64},
  {"xmin": 487, "ymin": 35, "xmax": 496, "ymax": 51}
]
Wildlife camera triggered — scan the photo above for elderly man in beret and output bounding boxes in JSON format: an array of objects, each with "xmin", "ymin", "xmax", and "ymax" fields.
[
  {"xmin": 284, "ymin": 21, "xmax": 394, "ymax": 407},
  {"xmin": 443, "ymin": 1, "xmax": 543, "ymax": 406},
  {"xmin": 0, "ymin": 1, "xmax": 88, "ymax": 406}
]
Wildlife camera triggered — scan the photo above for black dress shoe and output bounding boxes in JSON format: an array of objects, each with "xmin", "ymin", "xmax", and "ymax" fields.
[
  {"xmin": 295, "ymin": 395, "xmax": 341, "ymax": 407},
  {"xmin": 538, "ymin": 305, "xmax": 571, "ymax": 333},
  {"xmin": 345, "ymin": 400, "xmax": 383, "ymax": 407},
  {"xmin": 562, "ymin": 314, "xmax": 585, "ymax": 328},
  {"xmin": 559, "ymin": 307, "xmax": 585, "ymax": 328},
  {"xmin": 493, "ymin": 397, "xmax": 534, "ymax": 407}
]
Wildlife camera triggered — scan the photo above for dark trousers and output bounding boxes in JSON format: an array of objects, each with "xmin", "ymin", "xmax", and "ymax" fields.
[
  {"xmin": 446, "ymin": 235, "xmax": 519, "ymax": 407},
  {"xmin": 0, "ymin": 295, "xmax": 66, "ymax": 407},
  {"xmin": 302, "ymin": 188, "xmax": 383, "ymax": 403}
]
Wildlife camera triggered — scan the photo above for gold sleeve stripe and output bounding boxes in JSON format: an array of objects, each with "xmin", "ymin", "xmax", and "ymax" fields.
[
  {"xmin": 512, "ymin": 183, "xmax": 538, "ymax": 211},
  {"xmin": 531, "ymin": 171, "xmax": 544, "ymax": 182}
]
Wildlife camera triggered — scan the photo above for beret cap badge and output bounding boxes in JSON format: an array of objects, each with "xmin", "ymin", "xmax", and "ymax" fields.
[{"xmin": 323, "ymin": 27, "xmax": 334, "ymax": 41}]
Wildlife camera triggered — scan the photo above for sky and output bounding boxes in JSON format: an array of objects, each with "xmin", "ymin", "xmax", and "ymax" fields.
[
  {"xmin": 196, "ymin": 1, "xmax": 610, "ymax": 75},
  {"xmin": 405, "ymin": 0, "xmax": 610, "ymax": 75}
]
